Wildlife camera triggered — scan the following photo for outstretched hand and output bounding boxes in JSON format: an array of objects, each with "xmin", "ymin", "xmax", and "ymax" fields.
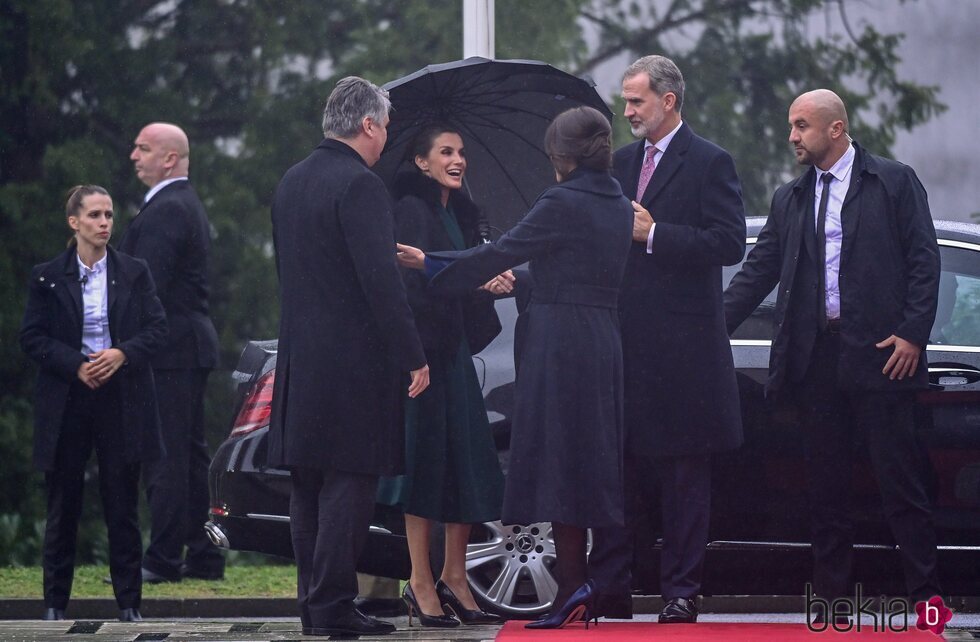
[{"xmin": 396, "ymin": 243, "xmax": 426, "ymax": 270}]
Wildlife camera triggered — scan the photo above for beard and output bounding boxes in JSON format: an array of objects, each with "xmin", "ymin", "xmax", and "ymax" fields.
[{"xmin": 630, "ymin": 122, "xmax": 647, "ymax": 139}]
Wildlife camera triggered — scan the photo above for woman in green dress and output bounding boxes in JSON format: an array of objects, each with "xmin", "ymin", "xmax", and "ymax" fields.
[{"xmin": 380, "ymin": 125, "xmax": 511, "ymax": 627}]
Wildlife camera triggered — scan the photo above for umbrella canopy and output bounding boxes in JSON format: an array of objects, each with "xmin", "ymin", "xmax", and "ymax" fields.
[{"xmin": 376, "ymin": 57, "xmax": 613, "ymax": 235}]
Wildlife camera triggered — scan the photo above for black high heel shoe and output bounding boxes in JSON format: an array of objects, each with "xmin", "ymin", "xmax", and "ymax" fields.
[
  {"xmin": 435, "ymin": 579, "xmax": 503, "ymax": 625},
  {"xmin": 402, "ymin": 584, "xmax": 460, "ymax": 628},
  {"xmin": 525, "ymin": 579, "xmax": 598, "ymax": 629}
]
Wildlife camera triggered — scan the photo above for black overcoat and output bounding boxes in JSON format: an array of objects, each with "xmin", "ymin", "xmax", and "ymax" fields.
[
  {"xmin": 117, "ymin": 180, "xmax": 219, "ymax": 370},
  {"xmin": 20, "ymin": 246, "xmax": 168, "ymax": 471},
  {"xmin": 724, "ymin": 143, "xmax": 940, "ymax": 392},
  {"xmin": 392, "ymin": 171, "xmax": 500, "ymax": 360},
  {"xmin": 615, "ymin": 123, "xmax": 746, "ymax": 458},
  {"xmin": 268, "ymin": 139, "xmax": 426, "ymax": 475},
  {"xmin": 430, "ymin": 168, "xmax": 633, "ymax": 528}
]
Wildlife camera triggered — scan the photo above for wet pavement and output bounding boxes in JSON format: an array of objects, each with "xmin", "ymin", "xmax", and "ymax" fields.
[{"xmin": 2, "ymin": 614, "xmax": 980, "ymax": 641}]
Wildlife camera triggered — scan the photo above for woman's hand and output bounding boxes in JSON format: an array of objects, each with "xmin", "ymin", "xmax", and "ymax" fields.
[
  {"xmin": 482, "ymin": 269, "xmax": 516, "ymax": 295},
  {"xmin": 86, "ymin": 348, "xmax": 126, "ymax": 384},
  {"xmin": 396, "ymin": 243, "xmax": 426, "ymax": 270}
]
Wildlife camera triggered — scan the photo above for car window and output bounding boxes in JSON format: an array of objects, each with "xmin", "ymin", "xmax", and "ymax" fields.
[
  {"xmin": 722, "ymin": 242, "xmax": 777, "ymax": 341},
  {"xmin": 932, "ymin": 245, "xmax": 980, "ymax": 347},
  {"xmin": 722, "ymin": 240, "xmax": 980, "ymax": 346}
]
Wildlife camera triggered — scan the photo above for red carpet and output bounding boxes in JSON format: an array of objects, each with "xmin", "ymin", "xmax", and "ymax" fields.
[{"xmin": 495, "ymin": 621, "xmax": 941, "ymax": 640}]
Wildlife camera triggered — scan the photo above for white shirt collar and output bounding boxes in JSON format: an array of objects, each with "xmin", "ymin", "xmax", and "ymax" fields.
[
  {"xmin": 818, "ymin": 142, "xmax": 855, "ymax": 184},
  {"xmin": 77, "ymin": 252, "xmax": 108, "ymax": 275},
  {"xmin": 144, "ymin": 176, "xmax": 188, "ymax": 205},
  {"xmin": 645, "ymin": 120, "xmax": 684, "ymax": 155}
]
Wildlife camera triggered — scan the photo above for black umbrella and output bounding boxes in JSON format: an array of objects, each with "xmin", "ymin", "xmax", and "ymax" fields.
[{"xmin": 376, "ymin": 57, "xmax": 613, "ymax": 235}]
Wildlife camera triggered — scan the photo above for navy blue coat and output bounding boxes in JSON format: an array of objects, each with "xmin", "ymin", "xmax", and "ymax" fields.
[
  {"xmin": 724, "ymin": 143, "xmax": 940, "ymax": 392},
  {"xmin": 269, "ymin": 139, "xmax": 425, "ymax": 475},
  {"xmin": 117, "ymin": 180, "xmax": 218, "ymax": 370},
  {"xmin": 615, "ymin": 123, "xmax": 746, "ymax": 458},
  {"xmin": 20, "ymin": 247, "xmax": 168, "ymax": 471},
  {"xmin": 430, "ymin": 168, "xmax": 633, "ymax": 528}
]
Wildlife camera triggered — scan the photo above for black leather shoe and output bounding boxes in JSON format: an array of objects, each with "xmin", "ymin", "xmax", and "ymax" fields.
[
  {"xmin": 659, "ymin": 597, "xmax": 698, "ymax": 623},
  {"xmin": 180, "ymin": 563, "xmax": 224, "ymax": 581},
  {"xmin": 119, "ymin": 608, "xmax": 143, "ymax": 622},
  {"xmin": 434, "ymin": 579, "xmax": 502, "ymax": 625},
  {"xmin": 594, "ymin": 593, "xmax": 633, "ymax": 619},
  {"xmin": 402, "ymin": 584, "xmax": 460, "ymax": 628},
  {"xmin": 354, "ymin": 596, "xmax": 407, "ymax": 618},
  {"xmin": 142, "ymin": 567, "xmax": 180, "ymax": 584},
  {"xmin": 303, "ymin": 608, "xmax": 396, "ymax": 636},
  {"xmin": 41, "ymin": 607, "xmax": 66, "ymax": 621}
]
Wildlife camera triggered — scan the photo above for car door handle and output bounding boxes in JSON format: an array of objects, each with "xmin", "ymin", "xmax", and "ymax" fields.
[{"xmin": 928, "ymin": 366, "xmax": 980, "ymax": 386}]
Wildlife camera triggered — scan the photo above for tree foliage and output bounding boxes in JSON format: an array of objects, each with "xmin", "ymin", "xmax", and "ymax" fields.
[{"xmin": 0, "ymin": 0, "xmax": 943, "ymax": 564}]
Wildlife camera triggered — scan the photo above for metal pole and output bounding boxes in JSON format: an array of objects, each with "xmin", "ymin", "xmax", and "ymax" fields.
[{"xmin": 463, "ymin": 0, "xmax": 495, "ymax": 59}]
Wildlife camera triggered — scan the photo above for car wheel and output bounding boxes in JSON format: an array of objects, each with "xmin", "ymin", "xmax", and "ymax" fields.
[{"xmin": 465, "ymin": 521, "xmax": 557, "ymax": 617}]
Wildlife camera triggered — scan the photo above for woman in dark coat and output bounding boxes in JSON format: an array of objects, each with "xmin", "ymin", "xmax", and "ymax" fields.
[
  {"xmin": 20, "ymin": 185, "xmax": 167, "ymax": 622},
  {"xmin": 380, "ymin": 125, "xmax": 509, "ymax": 627},
  {"xmin": 397, "ymin": 107, "xmax": 633, "ymax": 628}
]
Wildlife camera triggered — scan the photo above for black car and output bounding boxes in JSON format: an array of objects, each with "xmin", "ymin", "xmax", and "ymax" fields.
[{"xmin": 207, "ymin": 218, "xmax": 980, "ymax": 615}]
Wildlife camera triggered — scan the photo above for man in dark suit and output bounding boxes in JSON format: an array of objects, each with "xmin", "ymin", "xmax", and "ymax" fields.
[
  {"xmin": 269, "ymin": 76, "xmax": 429, "ymax": 637},
  {"xmin": 589, "ymin": 55, "xmax": 746, "ymax": 623},
  {"xmin": 118, "ymin": 122, "xmax": 224, "ymax": 583},
  {"xmin": 724, "ymin": 89, "xmax": 942, "ymax": 611}
]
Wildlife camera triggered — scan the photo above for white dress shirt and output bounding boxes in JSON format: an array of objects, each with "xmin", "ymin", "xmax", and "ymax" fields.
[
  {"xmin": 814, "ymin": 142, "xmax": 855, "ymax": 321},
  {"xmin": 644, "ymin": 120, "xmax": 684, "ymax": 253},
  {"xmin": 78, "ymin": 253, "xmax": 112, "ymax": 355},
  {"xmin": 142, "ymin": 176, "xmax": 188, "ymax": 207}
]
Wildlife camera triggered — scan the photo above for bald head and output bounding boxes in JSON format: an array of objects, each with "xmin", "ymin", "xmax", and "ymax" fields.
[
  {"xmin": 788, "ymin": 89, "xmax": 850, "ymax": 170},
  {"xmin": 130, "ymin": 122, "xmax": 191, "ymax": 188}
]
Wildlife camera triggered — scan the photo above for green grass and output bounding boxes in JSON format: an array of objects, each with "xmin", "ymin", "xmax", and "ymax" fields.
[{"xmin": 0, "ymin": 565, "xmax": 297, "ymax": 598}]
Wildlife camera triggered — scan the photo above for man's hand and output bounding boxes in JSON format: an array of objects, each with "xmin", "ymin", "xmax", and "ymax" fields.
[
  {"xmin": 632, "ymin": 200, "xmax": 654, "ymax": 242},
  {"xmin": 876, "ymin": 335, "xmax": 921, "ymax": 380},
  {"xmin": 396, "ymin": 243, "xmax": 426, "ymax": 270},
  {"xmin": 408, "ymin": 365, "xmax": 430, "ymax": 398},
  {"xmin": 482, "ymin": 269, "xmax": 516, "ymax": 295},
  {"xmin": 86, "ymin": 348, "xmax": 127, "ymax": 384}
]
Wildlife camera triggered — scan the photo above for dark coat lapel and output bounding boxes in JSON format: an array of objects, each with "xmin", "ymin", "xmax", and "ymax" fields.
[
  {"xmin": 106, "ymin": 247, "xmax": 132, "ymax": 341},
  {"xmin": 59, "ymin": 249, "xmax": 83, "ymax": 325},
  {"xmin": 639, "ymin": 122, "xmax": 691, "ymax": 208},
  {"xmin": 796, "ymin": 169, "xmax": 818, "ymax": 266},
  {"xmin": 840, "ymin": 143, "xmax": 867, "ymax": 268},
  {"xmin": 620, "ymin": 142, "xmax": 644, "ymax": 201}
]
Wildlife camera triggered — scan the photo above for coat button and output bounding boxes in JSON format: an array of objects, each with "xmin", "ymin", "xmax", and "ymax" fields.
[
  {"xmin": 50, "ymin": 283, "xmax": 56, "ymax": 288},
  {"xmin": 39, "ymin": 276, "xmax": 45, "ymax": 281}
]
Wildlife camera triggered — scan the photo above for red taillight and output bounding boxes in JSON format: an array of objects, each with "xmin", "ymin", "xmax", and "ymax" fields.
[
  {"xmin": 230, "ymin": 370, "xmax": 275, "ymax": 437},
  {"xmin": 210, "ymin": 506, "xmax": 229, "ymax": 517}
]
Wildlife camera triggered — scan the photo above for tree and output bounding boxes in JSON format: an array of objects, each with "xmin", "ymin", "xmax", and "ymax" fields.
[{"xmin": 0, "ymin": 0, "xmax": 943, "ymax": 564}]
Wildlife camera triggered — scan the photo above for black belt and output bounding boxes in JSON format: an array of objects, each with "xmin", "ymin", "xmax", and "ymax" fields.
[
  {"xmin": 825, "ymin": 318, "xmax": 841, "ymax": 333},
  {"xmin": 531, "ymin": 285, "xmax": 619, "ymax": 309}
]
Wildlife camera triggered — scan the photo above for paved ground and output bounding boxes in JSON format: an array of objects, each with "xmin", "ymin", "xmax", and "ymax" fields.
[{"xmin": 2, "ymin": 614, "xmax": 980, "ymax": 641}]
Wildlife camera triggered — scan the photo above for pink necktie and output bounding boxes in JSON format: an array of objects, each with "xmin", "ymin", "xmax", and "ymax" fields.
[{"xmin": 636, "ymin": 146, "xmax": 658, "ymax": 201}]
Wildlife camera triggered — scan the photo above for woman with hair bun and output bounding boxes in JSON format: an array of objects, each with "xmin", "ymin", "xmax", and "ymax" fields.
[
  {"xmin": 397, "ymin": 106, "xmax": 633, "ymax": 628},
  {"xmin": 20, "ymin": 186, "xmax": 167, "ymax": 622}
]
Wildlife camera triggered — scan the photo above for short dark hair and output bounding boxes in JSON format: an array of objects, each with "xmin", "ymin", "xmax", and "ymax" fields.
[
  {"xmin": 544, "ymin": 106, "xmax": 612, "ymax": 177},
  {"xmin": 406, "ymin": 123, "xmax": 464, "ymax": 165}
]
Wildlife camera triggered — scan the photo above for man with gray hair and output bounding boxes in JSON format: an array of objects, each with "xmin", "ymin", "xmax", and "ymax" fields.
[
  {"xmin": 589, "ymin": 55, "xmax": 747, "ymax": 623},
  {"xmin": 269, "ymin": 76, "xmax": 429, "ymax": 636}
]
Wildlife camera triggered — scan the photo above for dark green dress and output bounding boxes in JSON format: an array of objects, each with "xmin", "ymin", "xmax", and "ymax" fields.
[{"xmin": 377, "ymin": 204, "xmax": 504, "ymax": 524}]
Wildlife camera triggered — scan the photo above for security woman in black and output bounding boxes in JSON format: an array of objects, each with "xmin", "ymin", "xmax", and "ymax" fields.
[{"xmin": 20, "ymin": 185, "xmax": 167, "ymax": 622}]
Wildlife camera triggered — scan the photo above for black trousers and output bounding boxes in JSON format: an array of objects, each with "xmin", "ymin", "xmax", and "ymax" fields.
[
  {"xmin": 791, "ymin": 328, "xmax": 942, "ymax": 602},
  {"xmin": 590, "ymin": 452, "xmax": 711, "ymax": 602},
  {"xmin": 142, "ymin": 368, "xmax": 224, "ymax": 579},
  {"xmin": 43, "ymin": 380, "xmax": 141, "ymax": 610},
  {"xmin": 290, "ymin": 466, "xmax": 377, "ymax": 627}
]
